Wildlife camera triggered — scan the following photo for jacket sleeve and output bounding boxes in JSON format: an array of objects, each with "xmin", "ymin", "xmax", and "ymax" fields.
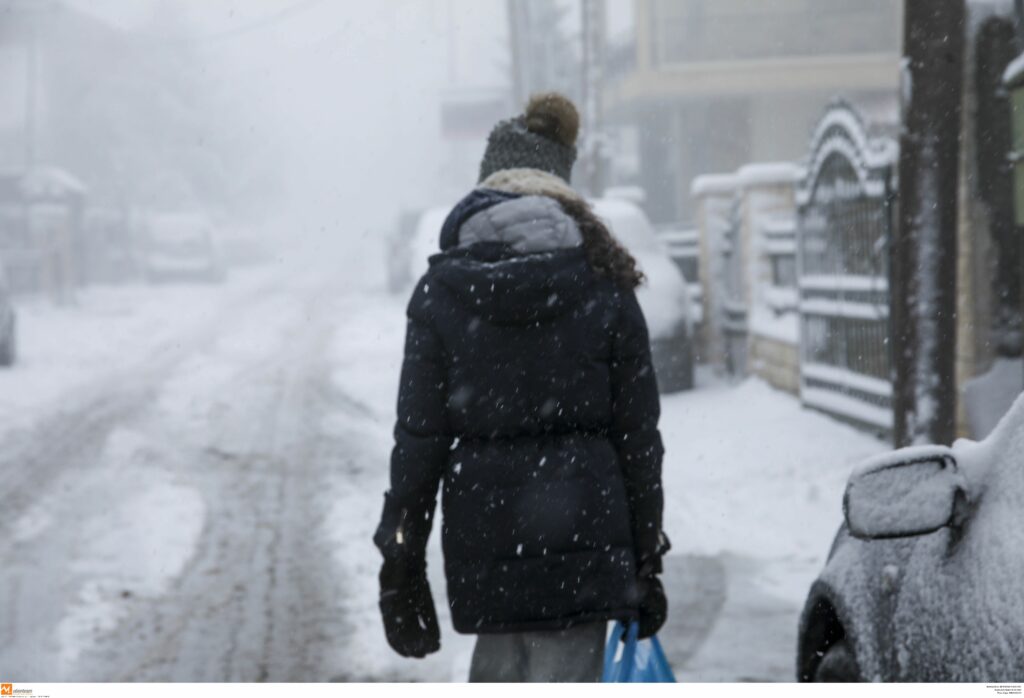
[
  {"xmin": 609, "ymin": 289, "xmax": 666, "ymax": 571},
  {"xmin": 374, "ymin": 289, "xmax": 452, "ymax": 564}
]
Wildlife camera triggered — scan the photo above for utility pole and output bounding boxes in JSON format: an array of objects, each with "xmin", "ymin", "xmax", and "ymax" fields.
[
  {"xmin": 580, "ymin": 0, "xmax": 606, "ymax": 196},
  {"xmin": 892, "ymin": 0, "xmax": 965, "ymax": 446}
]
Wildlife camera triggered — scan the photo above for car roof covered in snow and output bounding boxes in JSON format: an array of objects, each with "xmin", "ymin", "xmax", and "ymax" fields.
[{"xmin": 591, "ymin": 198, "xmax": 692, "ymax": 338}]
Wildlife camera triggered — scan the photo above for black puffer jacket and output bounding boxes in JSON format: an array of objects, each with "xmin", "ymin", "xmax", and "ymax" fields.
[{"xmin": 375, "ymin": 190, "xmax": 664, "ymax": 634}]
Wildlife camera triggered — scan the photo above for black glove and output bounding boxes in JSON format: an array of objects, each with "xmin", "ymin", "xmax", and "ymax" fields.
[
  {"xmin": 633, "ymin": 532, "xmax": 670, "ymax": 640},
  {"xmin": 378, "ymin": 557, "xmax": 441, "ymax": 658},
  {"xmin": 636, "ymin": 575, "xmax": 667, "ymax": 639}
]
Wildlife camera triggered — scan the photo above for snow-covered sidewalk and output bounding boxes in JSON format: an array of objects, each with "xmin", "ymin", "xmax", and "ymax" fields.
[
  {"xmin": 657, "ymin": 377, "xmax": 884, "ymax": 680},
  {"xmin": 661, "ymin": 376, "xmax": 883, "ymax": 569}
]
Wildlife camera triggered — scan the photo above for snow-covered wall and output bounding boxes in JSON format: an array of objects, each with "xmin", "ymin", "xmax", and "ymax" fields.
[
  {"xmin": 737, "ymin": 164, "xmax": 802, "ymax": 394},
  {"xmin": 691, "ymin": 176, "xmax": 738, "ymax": 371},
  {"xmin": 692, "ymin": 162, "xmax": 801, "ymax": 390}
]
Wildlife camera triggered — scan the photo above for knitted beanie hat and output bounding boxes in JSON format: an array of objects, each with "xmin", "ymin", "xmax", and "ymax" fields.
[{"xmin": 478, "ymin": 92, "xmax": 580, "ymax": 184}]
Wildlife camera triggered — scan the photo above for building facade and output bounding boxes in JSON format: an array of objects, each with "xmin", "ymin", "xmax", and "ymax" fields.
[{"xmin": 605, "ymin": 0, "xmax": 902, "ymax": 225}]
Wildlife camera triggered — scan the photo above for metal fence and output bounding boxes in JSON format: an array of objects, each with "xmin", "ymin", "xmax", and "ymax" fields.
[
  {"xmin": 721, "ymin": 197, "xmax": 748, "ymax": 376},
  {"xmin": 796, "ymin": 102, "xmax": 897, "ymax": 433}
]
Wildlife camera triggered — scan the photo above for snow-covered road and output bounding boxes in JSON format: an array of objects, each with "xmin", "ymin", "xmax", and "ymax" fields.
[
  {"xmin": 0, "ymin": 263, "xmax": 364, "ymax": 680},
  {"xmin": 0, "ymin": 259, "xmax": 885, "ymax": 682}
]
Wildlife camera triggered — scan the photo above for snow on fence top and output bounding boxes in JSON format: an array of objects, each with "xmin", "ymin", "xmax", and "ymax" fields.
[
  {"xmin": 797, "ymin": 100, "xmax": 898, "ymax": 206},
  {"xmin": 690, "ymin": 173, "xmax": 739, "ymax": 197},
  {"xmin": 761, "ymin": 218, "xmax": 796, "ymax": 237},
  {"xmin": 735, "ymin": 162, "xmax": 805, "ymax": 189}
]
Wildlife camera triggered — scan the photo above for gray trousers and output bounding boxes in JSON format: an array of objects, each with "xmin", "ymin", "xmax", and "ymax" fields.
[{"xmin": 468, "ymin": 622, "xmax": 607, "ymax": 683}]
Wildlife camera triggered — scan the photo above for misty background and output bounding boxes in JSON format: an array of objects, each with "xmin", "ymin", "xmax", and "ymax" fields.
[{"xmin": 0, "ymin": 1, "xmax": 638, "ymax": 248}]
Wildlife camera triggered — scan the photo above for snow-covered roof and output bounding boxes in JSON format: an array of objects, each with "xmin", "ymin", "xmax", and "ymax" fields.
[{"xmin": 690, "ymin": 173, "xmax": 739, "ymax": 197}]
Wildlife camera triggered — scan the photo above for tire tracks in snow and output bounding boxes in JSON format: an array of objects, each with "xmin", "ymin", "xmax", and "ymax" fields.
[
  {"xmin": 78, "ymin": 287, "xmax": 355, "ymax": 681},
  {"xmin": 0, "ymin": 273, "xmax": 363, "ymax": 680},
  {"xmin": 0, "ymin": 273, "xmax": 286, "ymax": 531}
]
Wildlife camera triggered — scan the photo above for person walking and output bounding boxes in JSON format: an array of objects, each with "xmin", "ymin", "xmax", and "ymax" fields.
[{"xmin": 373, "ymin": 92, "xmax": 668, "ymax": 683}]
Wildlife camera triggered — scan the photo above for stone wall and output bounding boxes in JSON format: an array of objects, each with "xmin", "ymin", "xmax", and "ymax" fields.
[{"xmin": 749, "ymin": 334, "xmax": 801, "ymax": 396}]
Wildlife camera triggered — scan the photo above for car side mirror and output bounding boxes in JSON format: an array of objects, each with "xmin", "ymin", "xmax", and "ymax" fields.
[{"xmin": 844, "ymin": 446, "xmax": 968, "ymax": 540}]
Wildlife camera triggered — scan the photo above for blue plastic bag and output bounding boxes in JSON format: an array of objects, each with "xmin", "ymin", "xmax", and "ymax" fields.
[{"xmin": 601, "ymin": 621, "xmax": 677, "ymax": 683}]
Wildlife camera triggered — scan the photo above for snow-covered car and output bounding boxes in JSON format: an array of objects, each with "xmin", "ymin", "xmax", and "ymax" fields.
[
  {"xmin": 405, "ymin": 204, "xmax": 453, "ymax": 289},
  {"xmin": 591, "ymin": 199, "xmax": 695, "ymax": 392},
  {"xmin": 385, "ymin": 210, "xmax": 423, "ymax": 294},
  {"xmin": 797, "ymin": 393, "xmax": 1024, "ymax": 682},
  {"xmin": 406, "ymin": 198, "xmax": 696, "ymax": 393},
  {"xmin": 0, "ymin": 260, "xmax": 15, "ymax": 366},
  {"xmin": 216, "ymin": 225, "xmax": 270, "ymax": 268},
  {"xmin": 143, "ymin": 213, "xmax": 225, "ymax": 283}
]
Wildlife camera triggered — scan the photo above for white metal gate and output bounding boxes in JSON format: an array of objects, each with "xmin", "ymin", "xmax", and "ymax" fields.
[{"xmin": 796, "ymin": 103, "xmax": 897, "ymax": 432}]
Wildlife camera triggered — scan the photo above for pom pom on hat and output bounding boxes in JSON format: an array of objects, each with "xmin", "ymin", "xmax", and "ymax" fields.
[{"xmin": 524, "ymin": 92, "xmax": 579, "ymax": 148}]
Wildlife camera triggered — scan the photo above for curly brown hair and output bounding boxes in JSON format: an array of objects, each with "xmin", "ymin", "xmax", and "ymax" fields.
[{"xmin": 551, "ymin": 195, "xmax": 645, "ymax": 290}]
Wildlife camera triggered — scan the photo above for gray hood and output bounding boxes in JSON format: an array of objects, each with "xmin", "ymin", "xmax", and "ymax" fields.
[{"xmin": 457, "ymin": 195, "xmax": 582, "ymax": 254}]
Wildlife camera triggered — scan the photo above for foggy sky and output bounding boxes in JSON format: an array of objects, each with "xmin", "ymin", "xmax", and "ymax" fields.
[{"xmin": 63, "ymin": 0, "xmax": 509, "ymax": 243}]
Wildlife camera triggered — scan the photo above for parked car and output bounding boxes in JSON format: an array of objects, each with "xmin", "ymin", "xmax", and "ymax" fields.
[
  {"xmin": 385, "ymin": 210, "xmax": 424, "ymax": 294},
  {"xmin": 217, "ymin": 224, "xmax": 270, "ymax": 268},
  {"xmin": 797, "ymin": 393, "xmax": 1024, "ymax": 682},
  {"xmin": 82, "ymin": 208, "xmax": 144, "ymax": 284},
  {"xmin": 404, "ymin": 204, "xmax": 454, "ymax": 290},
  {"xmin": 143, "ymin": 213, "xmax": 225, "ymax": 283},
  {"xmin": 405, "ymin": 198, "xmax": 696, "ymax": 393},
  {"xmin": 0, "ymin": 260, "xmax": 15, "ymax": 366},
  {"xmin": 591, "ymin": 199, "xmax": 695, "ymax": 392}
]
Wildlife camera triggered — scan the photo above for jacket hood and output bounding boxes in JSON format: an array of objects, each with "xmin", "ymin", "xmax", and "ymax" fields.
[
  {"xmin": 431, "ymin": 184, "xmax": 590, "ymax": 326},
  {"xmin": 458, "ymin": 195, "xmax": 582, "ymax": 253},
  {"xmin": 430, "ymin": 244, "xmax": 596, "ymax": 326}
]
